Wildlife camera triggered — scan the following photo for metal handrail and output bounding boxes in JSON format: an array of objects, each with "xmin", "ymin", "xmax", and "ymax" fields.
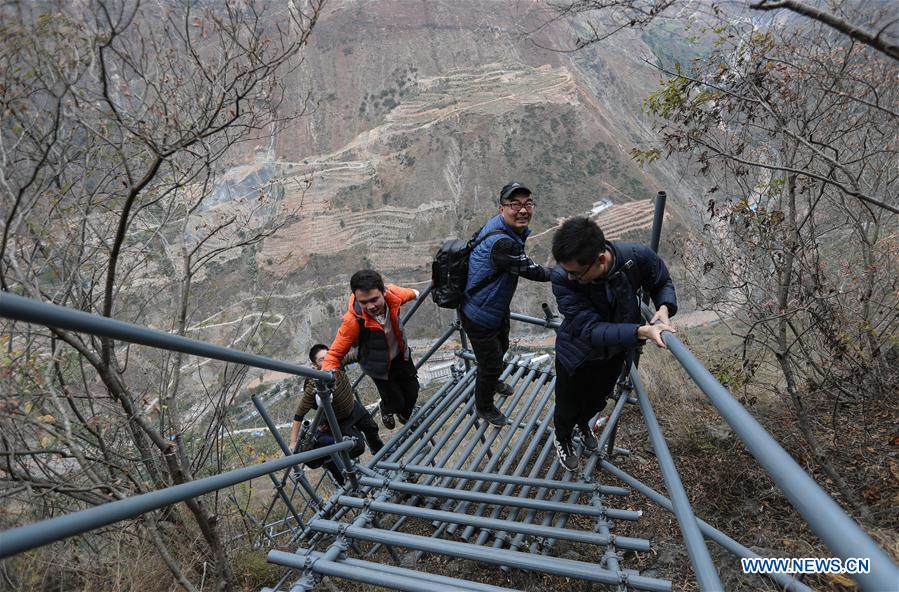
[
  {"xmin": 0, "ymin": 292, "xmax": 332, "ymax": 382},
  {"xmin": 630, "ymin": 367, "xmax": 722, "ymax": 590},
  {"xmin": 0, "ymin": 441, "xmax": 354, "ymax": 559},
  {"xmin": 656, "ymin": 325, "xmax": 899, "ymax": 591}
]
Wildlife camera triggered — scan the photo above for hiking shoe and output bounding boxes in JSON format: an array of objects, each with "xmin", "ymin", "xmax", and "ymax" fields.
[
  {"xmin": 495, "ymin": 381, "xmax": 515, "ymax": 397},
  {"xmin": 380, "ymin": 405, "xmax": 395, "ymax": 430},
  {"xmin": 555, "ymin": 436, "xmax": 579, "ymax": 471},
  {"xmin": 397, "ymin": 405, "xmax": 421, "ymax": 426},
  {"xmin": 576, "ymin": 424, "xmax": 599, "ymax": 453},
  {"xmin": 475, "ymin": 406, "xmax": 509, "ymax": 426}
]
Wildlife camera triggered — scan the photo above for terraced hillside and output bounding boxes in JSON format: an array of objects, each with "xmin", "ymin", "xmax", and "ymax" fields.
[{"xmin": 183, "ymin": 0, "xmax": 703, "ymax": 344}]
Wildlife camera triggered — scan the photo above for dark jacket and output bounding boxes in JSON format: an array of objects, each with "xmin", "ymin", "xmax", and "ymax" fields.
[
  {"xmin": 461, "ymin": 214, "xmax": 549, "ymax": 329},
  {"xmin": 552, "ymin": 241, "xmax": 677, "ymax": 374}
]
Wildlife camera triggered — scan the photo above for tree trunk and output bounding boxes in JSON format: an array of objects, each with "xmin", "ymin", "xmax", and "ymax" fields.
[{"xmin": 775, "ymin": 350, "xmax": 873, "ymax": 522}]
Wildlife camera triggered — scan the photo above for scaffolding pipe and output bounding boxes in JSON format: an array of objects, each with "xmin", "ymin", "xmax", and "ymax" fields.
[
  {"xmin": 336, "ymin": 497, "xmax": 651, "ymax": 551},
  {"xmin": 425, "ymin": 359, "xmax": 523, "ymax": 493},
  {"xmin": 632, "ymin": 367, "xmax": 723, "ymax": 591},
  {"xmin": 357, "ymin": 476, "xmax": 641, "ymax": 520},
  {"xmin": 414, "ymin": 322, "xmax": 459, "ymax": 370},
  {"xmin": 379, "ymin": 366, "xmax": 477, "ymax": 463},
  {"xmin": 300, "ymin": 370, "xmax": 473, "ymax": 552},
  {"xmin": 416, "ymin": 361, "xmax": 532, "ymax": 549},
  {"xmin": 400, "ymin": 283, "xmax": 433, "ymax": 327},
  {"xmin": 300, "ymin": 550, "xmax": 521, "ymax": 592},
  {"xmin": 458, "ymin": 371, "xmax": 557, "ymax": 539},
  {"xmin": 509, "ymin": 311, "xmax": 561, "ymax": 329},
  {"xmin": 308, "ymin": 520, "xmax": 671, "ymax": 592},
  {"xmin": 601, "ymin": 461, "xmax": 813, "ymax": 592},
  {"xmin": 271, "ymin": 551, "xmax": 472, "ymax": 592},
  {"xmin": 596, "ymin": 383, "xmax": 630, "ymax": 453},
  {"xmin": 375, "ymin": 463, "xmax": 628, "ymax": 496},
  {"xmin": 268, "ymin": 549, "xmax": 515, "ymax": 592},
  {"xmin": 369, "ymin": 375, "xmax": 484, "ymax": 551},
  {"xmin": 657, "ymin": 324, "xmax": 899, "ymax": 591},
  {"xmin": 483, "ymin": 403, "xmax": 558, "ymax": 547},
  {"xmin": 506, "ymin": 434, "xmax": 563, "ymax": 553},
  {"xmin": 0, "ymin": 292, "xmax": 332, "ymax": 381},
  {"xmin": 533, "ymin": 452, "xmax": 600, "ymax": 554},
  {"xmin": 435, "ymin": 362, "xmax": 542, "ymax": 535},
  {"xmin": 0, "ymin": 441, "xmax": 353, "ymax": 559},
  {"xmin": 448, "ymin": 363, "xmax": 548, "ymax": 530}
]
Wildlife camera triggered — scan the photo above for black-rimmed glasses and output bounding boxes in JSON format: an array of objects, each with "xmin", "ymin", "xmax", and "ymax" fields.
[{"xmin": 502, "ymin": 200, "xmax": 536, "ymax": 212}]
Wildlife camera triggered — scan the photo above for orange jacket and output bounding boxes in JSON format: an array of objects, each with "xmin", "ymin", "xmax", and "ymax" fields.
[{"xmin": 323, "ymin": 284, "xmax": 418, "ymax": 377}]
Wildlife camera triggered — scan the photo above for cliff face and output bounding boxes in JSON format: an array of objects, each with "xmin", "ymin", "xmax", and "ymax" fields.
[{"xmin": 193, "ymin": 0, "xmax": 700, "ymax": 348}]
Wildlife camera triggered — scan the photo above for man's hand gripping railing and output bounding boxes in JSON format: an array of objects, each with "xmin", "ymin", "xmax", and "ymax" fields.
[{"xmin": 637, "ymin": 302, "xmax": 899, "ymax": 591}]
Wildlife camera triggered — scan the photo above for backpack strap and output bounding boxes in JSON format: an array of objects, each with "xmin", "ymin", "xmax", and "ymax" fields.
[
  {"xmin": 619, "ymin": 259, "xmax": 642, "ymax": 293},
  {"xmin": 352, "ymin": 301, "xmax": 370, "ymax": 342},
  {"xmin": 464, "ymin": 229, "xmax": 511, "ymax": 297}
]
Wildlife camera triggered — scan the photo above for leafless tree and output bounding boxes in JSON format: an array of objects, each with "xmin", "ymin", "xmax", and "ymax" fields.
[
  {"xmin": 0, "ymin": 0, "xmax": 323, "ymax": 589},
  {"xmin": 542, "ymin": 0, "xmax": 899, "ymax": 61},
  {"xmin": 631, "ymin": 13, "xmax": 897, "ymax": 519}
]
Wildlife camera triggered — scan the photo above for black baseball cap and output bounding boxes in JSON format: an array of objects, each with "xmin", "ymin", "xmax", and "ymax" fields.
[{"xmin": 499, "ymin": 182, "xmax": 532, "ymax": 203}]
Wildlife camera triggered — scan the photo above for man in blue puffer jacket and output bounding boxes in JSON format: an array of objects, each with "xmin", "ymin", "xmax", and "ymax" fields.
[
  {"xmin": 550, "ymin": 216, "xmax": 677, "ymax": 471},
  {"xmin": 460, "ymin": 182, "xmax": 551, "ymax": 426}
]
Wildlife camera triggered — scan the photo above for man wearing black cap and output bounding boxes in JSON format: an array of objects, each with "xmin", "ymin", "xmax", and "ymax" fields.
[{"xmin": 459, "ymin": 182, "xmax": 551, "ymax": 426}]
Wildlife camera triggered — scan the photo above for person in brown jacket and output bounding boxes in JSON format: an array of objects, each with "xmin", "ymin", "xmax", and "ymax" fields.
[{"xmin": 288, "ymin": 344, "xmax": 383, "ymax": 484}]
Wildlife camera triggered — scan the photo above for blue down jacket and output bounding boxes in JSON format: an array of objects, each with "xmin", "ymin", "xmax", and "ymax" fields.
[
  {"xmin": 552, "ymin": 241, "xmax": 678, "ymax": 374},
  {"xmin": 461, "ymin": 214, "xmax": 527, "ymax": 329}
]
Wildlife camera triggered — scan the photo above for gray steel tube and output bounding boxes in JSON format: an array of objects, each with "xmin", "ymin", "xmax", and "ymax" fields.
[
  {"xmin": 300, "ymin": 550, "xmax": 521, "ymax": 592},
  {"xmin": 649, "ymin": 191, "xmax": 667, "ymax": 253},
  {"xmin": 251, "ymin": 397, "xmax": 324, "ymax": 508},
  {"xmin": 400, "ymin": 283, "xmax": 433, "ymax": 326},
  {"xmin": 662, "ymin": 330, "xmax": 899, "ymax": 591},
  {"xmin": 488, "ymin": 405, "xmax": 558, "ymax": 549},
  {"xmin": 428, "ymin": 359, "xmax": 524, "ymax": 492},
  {"xmin": 366, "ymin": 372, "xmax": 482, "ymax": 550},
  {"xmin": 252, "ymin": 393, "xmax": 292, "ymax": 456},
  {"xmin": 0, "ymin": 292, "xmax": 332, "ymax": 381},
  {"xmin": 0, "ymin": 441, "xmax": 354, "ymax": 559},
  {"xmin": 375, "ymin": 463, "xmax": 629, "ymax": 496},
  {"xmin": 308, "ymin": 520, "xmax": 671, "ymax": 592},
  {"xmin": 415, "ymin": 361, "xmax": 533, "ymax": 538},
  {"xmin": 415, "ymin": 323, "xmax": 458, "ymax": 369},
  {"xmin": 314, "ymin": 380, "xmax": 358, "ymax": 488},
  {"xmin": 596, "ymin": 385, "xmax": 630, "ymax": 453},
  {"xmin": 357, "ymin": 476, "xmax": 641, "ymax": 520},
  {"xmin": 533, "ymin": 451, "xmax": 600, "ymax": 553},
  {"xmin": 632, "ymin": 367, "xmax": 723, "ymax": 591},
  {"xmin": 269, "ymin": 551, "xmax": 471, "ymax": 592},
  {"xmin": 375, "ymin": 366, "xmax": 477, "ymax": 464},
  {"xmin": 509, "ymin": 311, "xmax": 561, "ymax": 329},
  {"xmin": 336, "ymin": 496, "xmax": 651, "ymax": 551},
  {"xmin": 601, "ymin": 461, "xmax": 813, "ymax": 592},
  {"xmin": 507, "ymin": 435, "xmax": 563, "ymax": 552},
  {"xmin": 448, "ymin": 364, "xmax": 549, "ymax": 530},
  {"xmin": 457, "ymin": 372, "xmax": 556, "ymax": 538}
]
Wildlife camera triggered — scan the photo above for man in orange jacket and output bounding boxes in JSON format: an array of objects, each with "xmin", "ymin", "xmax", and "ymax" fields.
[{"xmin": 322, "ymin": 269, "xmax": 421, "ymax": 430}]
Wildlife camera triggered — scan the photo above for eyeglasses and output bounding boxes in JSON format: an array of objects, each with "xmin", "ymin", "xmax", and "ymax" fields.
[
  {"xmin": 502, "ymin": 200, "xmax": 536, "ymax": 212},
  {"xmin": 565, "ymin": 253, "xmax": 602, "ymax": 281},
  {"xmin": 566, "ymin": 260, "xmax": 594, "ymax": 281}
]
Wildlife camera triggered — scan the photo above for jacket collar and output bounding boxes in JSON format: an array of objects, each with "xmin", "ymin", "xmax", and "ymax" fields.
[{"xmin": 487, "ymin": 214, "xmax": 530, "ymax": 241}]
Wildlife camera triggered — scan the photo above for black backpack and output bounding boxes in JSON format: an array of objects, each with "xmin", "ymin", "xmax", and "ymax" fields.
[{"xmin": 431, "ymin": 228, "xmax": 506, "ymax": 309}]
